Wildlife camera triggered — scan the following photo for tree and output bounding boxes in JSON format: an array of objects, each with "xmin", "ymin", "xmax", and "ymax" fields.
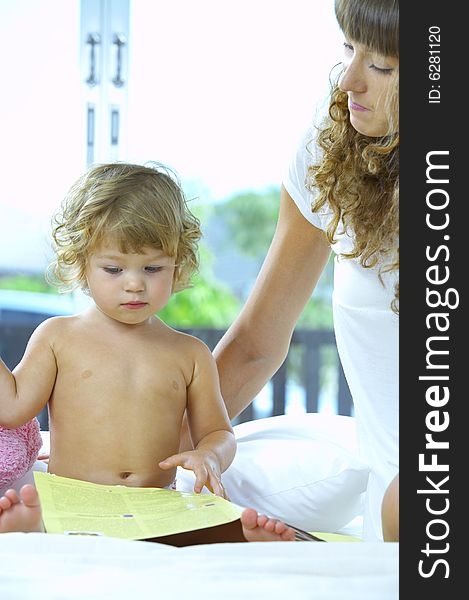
[
  {"xmin": 213, "ymin": 187, "xmax": 279, "ymax": 261},
  {"xmin": 159, "ymin": 246, "xmax": 241, "ymax": 328},
  {"xmin": 212, "ymin": 187, "xmax": 333, "ymax": 329}
]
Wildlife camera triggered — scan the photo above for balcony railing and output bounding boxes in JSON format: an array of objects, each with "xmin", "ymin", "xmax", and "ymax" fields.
[{"xmin": 0, "ymin": 323, "xmax": 352, "ymax": 430}]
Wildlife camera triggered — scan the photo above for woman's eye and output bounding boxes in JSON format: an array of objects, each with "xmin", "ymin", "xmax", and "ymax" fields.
[
  {"xmin": 369, "ymin": 64, "xmax": 394, "ymax": 75},
  {"xmin": 103, "ymin": 267, "xmax": 121, "ymax": 274},
  {"xmin": 145, "ymin": 266, "xmax": 163, "ymax": 273}
]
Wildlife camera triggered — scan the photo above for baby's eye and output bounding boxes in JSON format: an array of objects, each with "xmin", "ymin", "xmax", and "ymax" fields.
[
  {"xmin": 343, "ymin": 42, "xmax": 354, "ymax": 55},
  {"xmin": 103, "ymin": 266, "xmax": 122, "ymax": 274},
  {"xmin": 144, "ymin": 266, "xmax": 163, "ymax": 273}
]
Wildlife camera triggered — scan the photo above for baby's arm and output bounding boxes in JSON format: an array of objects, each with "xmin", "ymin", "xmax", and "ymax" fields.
[
  {"xmin": 0, "ymin": 319, "xmax": 58, "ymax": 428},
  {"xmin": 159, "ymin": 338, "xmax": 235, "ymax": 497}
]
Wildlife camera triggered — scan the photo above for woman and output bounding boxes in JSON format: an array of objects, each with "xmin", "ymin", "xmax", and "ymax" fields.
[{"xmin": 213, "ymin": 0, "xmax": 399, "ymax": 542}]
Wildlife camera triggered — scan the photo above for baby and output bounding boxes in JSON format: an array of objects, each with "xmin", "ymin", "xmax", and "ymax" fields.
[{"xmin": 0, "ymin": 162, "xmax": 235, "ymax": 498}]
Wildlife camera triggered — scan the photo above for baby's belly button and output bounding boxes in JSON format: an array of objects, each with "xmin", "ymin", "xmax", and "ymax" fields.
[
  {"xmin": 118, "ymin": 471, "xmax": 148, "ymax": 484},
  {"xmin": 117, "ymin": 470, "xmax": 173, "ymax": 487}
]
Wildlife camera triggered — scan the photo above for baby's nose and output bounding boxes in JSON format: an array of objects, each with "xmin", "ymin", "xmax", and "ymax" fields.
[{"xmin": 124, "ymin": 273, "xmax": 145, "ymax": 292}]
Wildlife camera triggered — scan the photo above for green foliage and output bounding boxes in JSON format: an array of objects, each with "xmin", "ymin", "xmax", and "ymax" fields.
[
  {"xmin": 296, "ymin": 298, "xmax": 333, "ymax": 329},
  {"xmin": 213, "ymin": 187, "xmax": 280, "ymax": 259},
  {"xmin": 160, "ymin": 274, "xmax": 240, "ymax": 328},
  {"xmin": 159, "ymin": 245, "xmax": 241, "ymax": 328},
  {"xmin": 212, "ymin": 186, "xmax": 334, "ymax": 330},
  {"xmin": 0, "ymin": 275, "xmax": 54, "ymax": 294}
]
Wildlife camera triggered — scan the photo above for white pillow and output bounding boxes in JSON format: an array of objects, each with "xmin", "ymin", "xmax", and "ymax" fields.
[{"xmin": 177, "ymin": 413, "xmax": 370, "ymax": 533}]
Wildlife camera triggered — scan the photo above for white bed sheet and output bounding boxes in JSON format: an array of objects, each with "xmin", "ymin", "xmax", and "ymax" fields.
[{"xmin": 0, "ymin": 533, "xmax": 398, "ymax": 600}]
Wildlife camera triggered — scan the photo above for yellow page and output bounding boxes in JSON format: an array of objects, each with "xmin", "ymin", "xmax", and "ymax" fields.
[
  {"xmin": 34, "ymin": 472, "xmax": 242, "ymax": 540},
  {"xmin": 311, "ymin": 532, "xmax": 362, "ymax": 542}
]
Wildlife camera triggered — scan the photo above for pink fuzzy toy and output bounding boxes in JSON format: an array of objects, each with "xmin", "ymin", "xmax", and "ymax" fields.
[{"xmin": 0, "ymin": 419, "xmax": 42, "ymax": 489}]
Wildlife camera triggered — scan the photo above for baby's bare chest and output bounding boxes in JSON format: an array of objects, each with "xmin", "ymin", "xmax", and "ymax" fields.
[{"xmin": 51, "ymin": 330, "xmax": 190, "ymax": 408}]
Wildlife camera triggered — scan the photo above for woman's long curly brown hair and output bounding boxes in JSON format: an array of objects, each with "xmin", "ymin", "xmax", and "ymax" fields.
[{"xmin": 307, "ymin": 0, "xmax": 399, "ymax": 312}]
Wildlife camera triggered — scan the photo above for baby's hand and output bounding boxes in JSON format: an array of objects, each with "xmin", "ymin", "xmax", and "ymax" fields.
[{"xmin": 158, "ymin": 450, "xmax": 227, "ymax": 499}]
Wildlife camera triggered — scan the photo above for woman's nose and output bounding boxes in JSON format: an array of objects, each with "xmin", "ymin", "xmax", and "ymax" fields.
[{"xmin": 339, "ymin": 60, "xmax": 366, "ymax": 94}]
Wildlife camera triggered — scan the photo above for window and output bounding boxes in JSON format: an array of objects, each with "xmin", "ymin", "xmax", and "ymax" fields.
[{"xmin": 1, "ymin": 0, "xmax": 342, "ymax": 278}]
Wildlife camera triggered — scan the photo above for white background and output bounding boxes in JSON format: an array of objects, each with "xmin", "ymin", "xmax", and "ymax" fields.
[{"xmin": 0, "ymin": 0, "xmax": 342, "ymax": 272}]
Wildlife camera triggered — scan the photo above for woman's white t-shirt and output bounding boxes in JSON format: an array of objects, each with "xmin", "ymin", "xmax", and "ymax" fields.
[{"xmin": 284, "ymin": 128, "xmax": 399, "ymax": 541}]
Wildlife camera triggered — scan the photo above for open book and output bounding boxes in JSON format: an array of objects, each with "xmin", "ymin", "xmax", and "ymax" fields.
[
  {"xmin": 33, "ymin": 472, "xmax": 245, "ymax": 544},
  {"xmin": 33, "ymin": 472, "xmax": 327, "ymax": 544}
]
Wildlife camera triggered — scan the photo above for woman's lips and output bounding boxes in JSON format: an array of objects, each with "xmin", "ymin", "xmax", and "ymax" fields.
[{"xmin": 349, "ymin": 100, "xmax": 370, "ymax": 112}]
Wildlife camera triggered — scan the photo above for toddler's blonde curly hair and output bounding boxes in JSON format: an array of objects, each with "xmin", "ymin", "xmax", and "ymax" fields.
[{"xmin": 47, "ymin": 162, "xmax": 201, "ymax": 293}]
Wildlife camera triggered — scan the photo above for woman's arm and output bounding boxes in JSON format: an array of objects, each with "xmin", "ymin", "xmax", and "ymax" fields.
[
  {"xmin": 214, "ymin": 185, "xmax": 331, "ymax": 419},
  {"xmin": 0, "ymin": 319, "xmax": 58, "ymax": 428}
]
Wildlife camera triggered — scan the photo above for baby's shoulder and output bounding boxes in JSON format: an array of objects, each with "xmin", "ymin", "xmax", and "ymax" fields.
[
  {"xmin": 32, "ymin": 314, "xmax": 81, "ymax": 340},
  {"xmin": 161, "ymin": 324, "xmax": 212, "ymax": 358}
]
